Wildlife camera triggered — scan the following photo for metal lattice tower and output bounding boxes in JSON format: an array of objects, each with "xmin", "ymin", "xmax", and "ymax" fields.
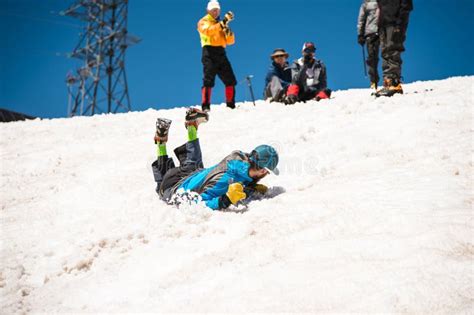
[{"xmin": 62, "ymin": 0, "xmax": 140, "ymax": 117}]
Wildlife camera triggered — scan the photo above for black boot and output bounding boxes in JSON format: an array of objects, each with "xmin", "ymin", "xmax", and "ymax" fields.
[{"xmin": 201, "ymin": 104, "xmax": 211, "ymax": 112}]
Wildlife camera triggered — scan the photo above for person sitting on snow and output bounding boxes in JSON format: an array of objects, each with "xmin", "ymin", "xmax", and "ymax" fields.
[
  {"xmin": 264, "ymin": 48, "xmax": 292, "ymax": 103},
  {"xmin": 151, "ymin": 108, "xmax": 279, "ymax": 210},
  {"xmin": 284, "ymin": 42, "xmax": 332, "ymax": 105}
]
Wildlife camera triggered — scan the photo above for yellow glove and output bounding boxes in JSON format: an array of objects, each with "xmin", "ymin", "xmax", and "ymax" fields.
[
  {"xmin": 226, "ymin": 183, "xmax": 246, "ymax": 204},
  {"xmin": 253, "ymin": 184, "xmax": 268, "ymax": 194}
]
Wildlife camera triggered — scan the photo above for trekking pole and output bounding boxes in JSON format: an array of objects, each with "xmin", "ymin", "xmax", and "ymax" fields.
[
  {"xmin": 362, "ymin": 44, "xmax": 368, "ymax": 78},
  {"xmin": 245, "ymin": 75, "xmax": 256, "ymax": 106}
]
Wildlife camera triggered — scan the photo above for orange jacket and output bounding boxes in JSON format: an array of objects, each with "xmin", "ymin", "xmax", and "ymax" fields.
[{"xmin": 197, "ymin": 14, "xmax": 235, "ymax": 48}]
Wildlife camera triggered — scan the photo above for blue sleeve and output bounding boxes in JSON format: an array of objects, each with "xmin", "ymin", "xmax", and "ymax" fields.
[
  {"xmin": 205, "ymin": 197, "xmax": 221, "ymax": 210},
  {"xmin": 264, "ymin": 65, "xmax": 276, "ymax": 88},
  {"xmin": 199, "ymin": 160, "xmax": 251, "ymax": 210},
  {"xmin": 200, "ymin": 174, "xmax": 232, "ymax": 210},
  {"xmin": 282, "ymin": 68, "xmax": 292, "ymax": 88}
]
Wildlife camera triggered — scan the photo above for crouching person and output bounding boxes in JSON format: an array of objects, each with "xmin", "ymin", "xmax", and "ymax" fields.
[
  {"xmin": 264, "ymin": 48, "xmax": 292, "ymax": 103},
  {"xmin": 284, "ymin": 42, "xmax": 332, "ymax": 105},
  {"xmin": 151, "ymin": 108, "xmax": 279, "ymax": 210}
]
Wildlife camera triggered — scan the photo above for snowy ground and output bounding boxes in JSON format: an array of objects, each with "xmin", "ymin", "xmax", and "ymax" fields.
[{"xmin": 1, "ymin": 77, "xmax": 473, "ymax": 313}]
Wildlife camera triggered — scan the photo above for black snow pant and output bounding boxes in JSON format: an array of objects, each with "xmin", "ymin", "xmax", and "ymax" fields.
[
  {"xmin": 264, "ymin": 76, "xmax": 288, "ymax": 102},
  {"xmin": 151, "ymin": 139, "xmax": 204, "ymax": 202},
  {"xmin": 379, "ymin": 25, "xmax": 406, "ymax": 81},
  {"xmin": 201, "ymin": 46, "xmax": 237, "ymax": 107},
  {"xmin": 365, "ymin": 34, "xmax": 380, "ymax": 84},
  {"xmin": 298, "ymin": 88, "xmax": 332, "ymax": 101}
]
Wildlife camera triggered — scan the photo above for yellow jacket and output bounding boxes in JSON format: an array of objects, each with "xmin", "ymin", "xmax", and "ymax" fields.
[{"xmin": 197, "ymin": 14, "xmax": 235, "ymax": 48}]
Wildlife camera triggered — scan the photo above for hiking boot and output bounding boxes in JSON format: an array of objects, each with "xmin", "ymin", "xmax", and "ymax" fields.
[
  {"xmin": 185, "ymin": 108, "xmax": 209, "ymax": 129},
  {"xmin": 273, "ymin": 88, "xmax": 287, "ymax": 103},
  {"xmin": 375, "ymin": 78, "xmax": 403, "ymax": 97},
  {"xmin": 154, "ymin": 118, "xmax": 172, "ymax": 144},
  {"xmin": 201, "ymin": 104, "xmax": 211, "ymax": 112},
  {"xmin": 370, "ymin": 82, "xmax": 378, "ymax": 90}
]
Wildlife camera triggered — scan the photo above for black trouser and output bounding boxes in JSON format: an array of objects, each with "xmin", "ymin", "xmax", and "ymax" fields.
[
  {"xmin": 298, "ymin": 86, "xmax": 332, "ymax": 102},
  {"xmin": 201, "ymin": 46, "xmax": 237, "ymax": 107},
  {"xmin": 151, "ymin": 139, "xmax": 204, "ymax": 202},
  {"xmin": 366, "ymin": 34, "xmax": 380, "ymax": 84},
  {"xmin": 379, "ymin": 25, "xmax": 406, "ymax": 80},
  {"xmin": 202, "ymin": 46, "xmax": 237, "ymax": 88}
]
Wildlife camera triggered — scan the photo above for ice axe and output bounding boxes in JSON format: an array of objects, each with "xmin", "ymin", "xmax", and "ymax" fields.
[{"xmin": 245, "ymin": 75, "xmax": 256, "ymax": 106}]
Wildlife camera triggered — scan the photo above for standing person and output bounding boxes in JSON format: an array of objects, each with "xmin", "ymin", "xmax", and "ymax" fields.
[
  {"xmin": 152, "ymin": 108, "xmax": 279, "ymax": 210},
  {"xmin": 283, "ymin": 42, "xmax": 331, "ymax": 105},
  {"xmin": 197, "ymin": 0, "xmax": 237, "ymax": 111},
  {"xmin": 264, "ymin": 48, "xmax": 292, "ymax": 103},
  {"xmin": 375, "ymin": 0, "xmax": 413, "ymax": 97},
  {"xmin": 357, "ymin": 0, "xmax": 380, "ymax": 90}
]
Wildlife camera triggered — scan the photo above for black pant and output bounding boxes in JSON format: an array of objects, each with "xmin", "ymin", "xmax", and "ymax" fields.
[
  {"xmin": 366, "ymin": 34, "xmax": 380, "ymax": 84},
  {"xmin": 151, "ymin": 139, "xmax": 204, "ymax": 201},
  {"xmin": 380, "ymin": 25, "xmax": 406, "ymax": 80},
  {"xmin": 202, "ymin": 46, "xmax": 237, "ymax": 88}
]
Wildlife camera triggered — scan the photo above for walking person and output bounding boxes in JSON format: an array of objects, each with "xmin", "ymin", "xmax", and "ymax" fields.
[
  {"xmin": 375, "ymin": 0, "xmax": 413, "ymax": 97},
  {"xmin": 357, "ymin": 0, "xmax": 380, "ymax": 90},
  {"xmin": 197, "ymin": 0, "xmax": 237, "ymax": 111}
]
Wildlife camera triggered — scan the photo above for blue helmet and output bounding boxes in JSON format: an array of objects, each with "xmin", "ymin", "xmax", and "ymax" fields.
[{"xmin": 250, "ymin": 145, "xmax": 279, "ymax": 175}]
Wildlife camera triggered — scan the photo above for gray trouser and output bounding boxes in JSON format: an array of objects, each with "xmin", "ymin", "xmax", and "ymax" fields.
[
  {"xmin": 151, "ymin": 139, "xmax": 204, "ymax": 201},
  {"xmin": 366, "ymin": 34, "xmax": 380, "ymax": 84},
  {"xmin": 264, "ymin": 76, "xmax": 287, "ymax": 101},
  {"xmin": 380, "ymin": 25, "xmax": 406, "ymax": 80}
]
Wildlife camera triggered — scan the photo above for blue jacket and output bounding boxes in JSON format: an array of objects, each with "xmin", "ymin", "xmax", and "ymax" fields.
[
  {"xmin": 178, "ymin": 151, "xmax": 254, "ymax": 210},
  {"xmin": 264, "ymin": 61, "xmax": 292, "ymax": 90}
]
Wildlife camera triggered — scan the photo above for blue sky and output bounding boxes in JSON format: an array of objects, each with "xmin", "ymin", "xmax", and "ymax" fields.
[{"xmin": 1, "ymin": 0, "xmax": 473, "ymax": 118}]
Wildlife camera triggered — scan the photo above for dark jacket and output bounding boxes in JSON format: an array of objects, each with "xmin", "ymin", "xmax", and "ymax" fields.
[
  {"xmin": 377, "ymin": 0, "xmax": 413, "ymax": 30},
  {"xmin": 264, "ymin": 61, "xmax": 292, "ymax": 89},
  {"xmin": 291, "ymin": 57, "xmax": 327, "ymax": 92}
]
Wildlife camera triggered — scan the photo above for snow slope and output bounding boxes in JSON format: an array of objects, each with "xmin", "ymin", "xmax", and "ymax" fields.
[{"xmin": 1, "ymin": 77, "xmax": 473, "ymax": 313}]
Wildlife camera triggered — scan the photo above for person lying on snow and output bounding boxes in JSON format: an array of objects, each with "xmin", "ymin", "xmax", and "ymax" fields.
[
  {"xmin": 151, "ymin": 108, "xmax": 279, "ymax": 210},
  {"xmin": 283, "ymin": 41, "xmax": 332, "ymax": 105}
]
